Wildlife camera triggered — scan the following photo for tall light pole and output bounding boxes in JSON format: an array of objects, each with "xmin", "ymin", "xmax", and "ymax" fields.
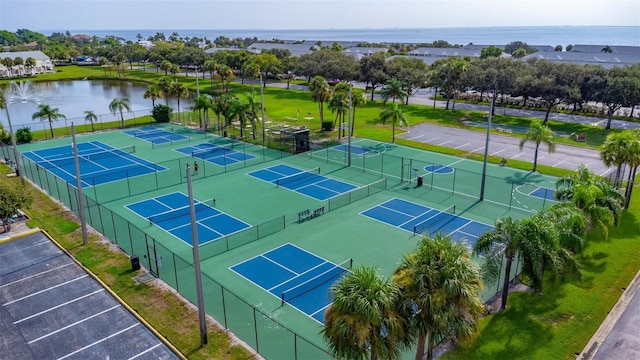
[
  {"xmin": 1, "ymin": 95, "xmax": 25, "ymax": 186},
  {"xmin": 347, "ymin": 83, "xmax": 352, "ymax": 166},
  {"xmin": 186, "ymin": 164, "xmax": 208, "ymax": 346},
  {"xmin": 71, "ymin": 123, "xmax": 89, "ymax": 245},
  {"xmin": 479, "ymin": 96, "xmax": 495, "ymax": 201},
  {"xmin": 260, "ymin": 71, "xmax": 266, "ymax": 144}
]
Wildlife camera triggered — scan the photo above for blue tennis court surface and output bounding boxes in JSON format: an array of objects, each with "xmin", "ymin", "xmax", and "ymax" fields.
[
  {"xmin": 230, "ymin": 243, "xmax": 350, "ymax": 323},
  {"xmin": 125, "ymin": 192, "xmax": 251, "ymax": 246},
  {"xmin": 529, "ymin": 187, "xmax": 556, "ymax": 200},
  {"xmin": 361, "ymin": 198, "xmax": 493, "ymax": 247},
  {"xmin": 332, "ymin": 144, "xmax": 373, "ymax": 155},
  {"xmin": 124, "ymin": 127, "xmax": 188, "ymax": 144},
  {"xmin": 247, "ymin": 164, "xmax": 357, "ymax": 200},
  {"xmin": 22, "ymin": 141, "xmax": 164, "ymax": 187},
  {"xmin": 175, "ymin": 143, "xmax": 257, "ymax": 166}
]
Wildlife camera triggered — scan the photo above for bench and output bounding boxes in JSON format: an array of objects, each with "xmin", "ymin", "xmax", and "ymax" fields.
[{"xmin": 298, "ymin": 206, "xmax": 325, "ymax": 222}]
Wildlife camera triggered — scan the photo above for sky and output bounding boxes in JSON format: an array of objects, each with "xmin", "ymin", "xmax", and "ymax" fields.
[{"xmin": 0, "ymin": 0, "xmax": 639, "ymax": 31}]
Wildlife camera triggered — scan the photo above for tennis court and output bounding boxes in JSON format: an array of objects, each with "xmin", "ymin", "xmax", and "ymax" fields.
[
  {"xmin": 175, "ymin": 143, "xmax": 257, "ymax": 166},
  {"xmin": 230, "ymin": 243, "xmax": 350, "ymax": 323},
  {"xmin": 247, "ymin": 164, "xmax": 357, "ymax": 200},
  {"xmin": 361, "ymin": 198, "xmax": 494, "ymax": 247},
  {"xmin": 125, "ymin": 192, "xmax": 251, "ymax": 246},
  {"xmin": 22, "ymin": 140, "xmax": 163, "ymax": 187},
  {"xmin": 332, "ymin": 144, "xmax": 374, "ymax": 155},
  {"xmin": 124, "ymin": 126, "xmax": 188, "ymax": 145}
]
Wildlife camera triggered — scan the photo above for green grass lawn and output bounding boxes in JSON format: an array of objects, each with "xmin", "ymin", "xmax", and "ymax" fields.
[{"xmin": 443, "ymin": 189, "xmax": 640, "ymax": 359}]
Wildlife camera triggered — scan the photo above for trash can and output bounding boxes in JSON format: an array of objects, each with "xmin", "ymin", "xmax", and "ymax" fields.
[
  {"xmin": 131, "ymin": 255, "xmax": 141, "ymax": 271},
  {"xmin": 417, "ymin": 176, "xmax": 423, "ymax": 187},
  {"xmin": 223, "ymin": 130, "xmax": 228, "ymax": 137}
]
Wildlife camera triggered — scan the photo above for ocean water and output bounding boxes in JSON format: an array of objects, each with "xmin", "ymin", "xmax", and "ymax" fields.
[{"xmin": 42, "ymin": 26, "xmax": 640, "ymax": 47}]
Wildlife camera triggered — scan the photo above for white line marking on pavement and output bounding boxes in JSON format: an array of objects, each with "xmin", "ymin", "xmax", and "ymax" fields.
[
  {"xmin": 471, "ymin": 147, "xmax": 484, "ymax": 153},
  {"xmin": 0, "ymin": 263, "xmax": 74, "ymax": 289},
  {"xmin": 407, "ymin": 135, "xmax": 425, "ymax": 140},
  {"xmin": 14, "ymin": 289, "xmax": 105, "ymax": 324},
  {"xmin": 3, "ymin": 275, "xmax": 89, "ymax": 306},
  {"xmin": 510, "ymin": 153, "xmax": 525, "ymax": 159},
  {"xmin": 490, "ymin": 149, "xmax": 506, "ymax": 156},
  {"xmin": 454, "ymin": 143, "xmax": 471, "ymax": 149},
  {"xmin": 425, "ymin": 137, "xmax": 440, "ymax": 142},
  {"xmin": 552, "ymin": 159, "xmax": 566, "ymax": 167},
  {"xmin": 57, "ymin": 323, "xmax": 139, "ymax": 360},
  {"xmin": 437, "ymin": 140, "xmax": 453, "ymax": 146},
  {"xmin": 29, "ymin": 305, "xmax": 120, "ymax": 344}
]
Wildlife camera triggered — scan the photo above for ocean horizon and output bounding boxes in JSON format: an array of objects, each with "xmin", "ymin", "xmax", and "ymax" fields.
[{"xmin": 37, "ymin": 26, "xmax": 640, "ymax": 47}]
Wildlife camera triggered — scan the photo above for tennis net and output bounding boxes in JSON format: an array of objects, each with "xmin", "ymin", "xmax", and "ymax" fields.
[
  {"xmin": 413, "ymin": 204, "xmax": 456, "ymax": 235},
  {"xmin": 275, "ymin": 167, "xmax": 321, "ymax": 188},
  {"xmin": 281, "ymin": 258, "xmax": 352, "ymax": 305},
  {"xmin": 148, "ymin": 198, "xmax": 215, "ymax": 225},
  {"xmin": 38, "ymin": 145, "xmax": 136, "ymax": 169},
  {"xmin": 191, "ymin": 143, "xmax": 234, "ymax": 159}
]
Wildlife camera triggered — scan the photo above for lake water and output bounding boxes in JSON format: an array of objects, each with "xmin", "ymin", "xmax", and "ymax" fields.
[{"xmin": 0, "ymin": 80, "xmax": 185, "ymax": 132}]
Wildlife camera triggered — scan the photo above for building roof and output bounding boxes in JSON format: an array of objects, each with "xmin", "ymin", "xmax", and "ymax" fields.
[
  {"xmin": 246, "ymin": 43, "xmax": 314, "ymax": 57},
  {"xmin": 522, "ymin": 51, "xmax": 640, "ymax": 69},
  {"xmin": 0, "ymin": 51, "xmax": 50, "ymax": 61},
  {"xmin": 204, "ymin": 47, "xmax": 245, "ymax": 54},
  {"xmin": 342, "ymin": 47, "xmax": 388, "ymax": 59},
  {"xmin": 408, "ymin": 47, "xmax": 510, "ymax": 59},
  {"xmin": 570, "ymin": 44, "xmax": 640, "ymax": 55},
  {"xmin": 463, "ymin": 44, "xmax": 556, "ymax": 52}
]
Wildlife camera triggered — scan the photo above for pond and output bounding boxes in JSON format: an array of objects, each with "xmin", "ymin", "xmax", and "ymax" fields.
[{"xmin": 0, "ymin": 80, "xmax": 189, "ymax": 134}]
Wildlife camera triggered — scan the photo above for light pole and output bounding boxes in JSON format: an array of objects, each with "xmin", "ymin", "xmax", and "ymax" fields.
[
  {"xmin": 1, "ymin": 96, "xmax": 25, "ymax": 186},
  {"xmin": 347, "ymin": 83, "xmax": 352, "ymax": 166},
  {"xmin": 479, "ymin": 96, "xmax": 495, "ymax": 201},
  {"xmin": 260, "ymin": 71, "xmax": 266, "ymax": 144}
]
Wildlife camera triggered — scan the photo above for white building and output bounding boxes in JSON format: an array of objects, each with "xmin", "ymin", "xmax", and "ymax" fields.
[{"xmin": 0, "ymin": 51, "xmax": 54, "ymax": 77}]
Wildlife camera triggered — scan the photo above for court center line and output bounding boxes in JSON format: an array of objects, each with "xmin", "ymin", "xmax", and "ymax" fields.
[
  {"xmin": 128, "ymin": 343, "xmax": 163, "ymax": 360},
  {"xmin": 56, "ymin": 323, "xmax": 139, "ymax": 360},
  {"xmin": 3, "ymin": 275, "xmax": 89, "ymax": 306},
  {"xmin": 267, "ymin": 261, "xmax": 332, "ymax": 292},
  {"xmin": 454, "ymin": 143, "xmax": 471, "ymax": 149},
  {"xmin": 399, "ymin": 210, "xmax": 447, "ymax": 229},
  {"xmin": 448, "ymin": 220, "xmax": 474, "ymax": 237},
  {"xmin": 92, "ymin": 141, "xmax": 160, "ymax": 172},
  {"xmin": 260, "ymin": 255, "xmax": 301, "ymax": 276},
  {"xmin": 28, "ymin": 304, "xmax": 121, "ymax": 344},
  {"xmin": 14, "ymin": 289, "xmax": 105, "ymax": 324},
  {"xmin": 0, "ymin": 262, "xmax": 75, "ymax": 289},
  {"xmin": 310, "ymin": 302, "xmax": 333, "ymax": 318},
  {"xmin": 378, "ymin": 204, "xmax": 425, "ymax": 219}
]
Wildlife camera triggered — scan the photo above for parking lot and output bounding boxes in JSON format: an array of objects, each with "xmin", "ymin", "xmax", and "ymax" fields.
[
  {"xmin": 398, "ymin": 123, "xmax": 614, "ymax": 176},
  {"xmin": 0, "ymin": 231, "xmax": 183, "ymax": 360}
]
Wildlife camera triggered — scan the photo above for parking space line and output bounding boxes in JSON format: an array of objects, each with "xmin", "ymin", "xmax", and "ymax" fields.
[
  {"xmin": 14, "ymin": 289, "xmax": 105, "ymax": 324},
  {"xmin": 29, "ymin": 304, "xmax": 120, "ymax": 344},
  {"xmin": 471, "ymin": 147, "xmax": 484, "ymax": 153},
  {"xmin": 129, "ymin": 343, "xmax": 162, "ymax": 360},
  {"xmin": 406, "ymin": 135, "xmax": 424, "ymax": 140},
  {"xmin": 2, "ymin": 275, "xmax": 89, "ymax": 306},
  {"xmin": 425, "ymin": 137, "xmax": 440, "ymax": 142},
  {"xmin": 57, "ymin": 323, "xmax": 139, "ymax": 360},
  {"xmin": 600, "ymin": 168, "xmax": 614, "ymax": 176},
  {"xmin": 454, "ymin": 143, "xmax": 471, "ymax": 149},
  {"xmin": 0, "ymin": 262, "xmax": 74, "ymax": 289},
  {"xmin": 510, "ymin": 152, "xmax": 525, "ymax": 159},
  {"xmin": 552, "ymin": 159, "xmax": 567, "ymax": 167},
  {"xmin": 490, "ymin": 149, "xmax": 506, "ymax": 156},
  {"xmin": 437, "ymin": 140, "xmax": 453, "ymax": 146},
  {"xmin": 0, "ymin": 240, "xmax": 51, "ymax": 257}
]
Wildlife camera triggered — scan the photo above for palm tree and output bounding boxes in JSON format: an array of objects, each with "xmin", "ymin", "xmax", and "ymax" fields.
[
  {"xmin": 160, "ymin": 60, "xmax": 172, "ymax": 75},
  {"xmin": 519, "ymin": 121, "xmax": 556, "ymax": 172},
  {"xmin": 218, "ymin": 65, "xmax": 235, "ymax": 92},
  {"xmin": 143, "ymin": 85, "xmax": 163, "ymax": 108},
  {"xmin": 393, "ymin": 234, "xmax": 484, "ymax": 360},
  {"xmin": 12, "ymin": 57, "xmax": 24, "ymax": 76},
  {"xmin": 623, "ymin": 130, "xmax": 640, "ymax": 208},
  {"xmin": 228, "ymin": 97, "xmax": 250, "ymax": 138},
  {"xmin": 537, "ymin": 203, "xmax": 587, "ymax": 253},
  {"xmin": 2, "ymin": 57, "xmax": 14, "ymax": 78},
  {"xmin": 309, "ymin": 76, "xmax": 331, "ymax": 127},
  {"xmin": 169, "ymin": 64, "xmax": 180, "ymax": 80},
  {"xmin": 109, "ymin": 97, "xmax": 131, "ymax": 128},
  {"xmin": 244, "ymin": 92, "xmax": 260, "ymax": 140},
  {"xmin": 84, "ymin": 110, "xmax": 98, "ymax": 132},
  {"xmin": 157, "ymin": 76, "xmax": 173, "ymax": 106},
  {"xmin": 24, "ymin": 57, "xmax": 36, "ymax": 75},
  {"xmin": 213, "ymin": 93, "xmax": 233, "ymax": 135},
  {"xmin": 172, "ymin": 82, "xmax": 189, "ymax": 124},
  {"xmin": 555, "ymin": 165, "xmax": 624, "ymax": 239},
  {"xmin": 600, "ymin": 131, "xmax": 634, "ymax": 189},
  {"xmin": 350, "ymin": 88, "xmax": 367, "ymax": 137},
  {"xmin": 99, "ymin": 57, "xmax": 110, "ymax": 76},
  {"xmin": 378, "ymin": 103, "xmax": 408, "ymax": 143},
  {"xmin": 323, "ymin": 266, "xmax": 411, "ymax": 360},
  {"xmin": 203, "ymin": 59, "xmax": 218, "ymax": 87},
  {"xmin": 32, "ymin": 104, "xmax": 66, "ymax": 138},
  {"xmin": 328, "ymin": 93, "xmax": 348, "ymax": 139},
  {"xmin": 193, "ymin": 94, "xmax": 214, "ymax": 130},
  {"xmin": 381, "ymin": 78, "xmax": 408, "ymax": 104}
]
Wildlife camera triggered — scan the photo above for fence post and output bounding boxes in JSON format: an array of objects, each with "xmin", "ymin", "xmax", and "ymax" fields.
[{"xmin": 253, "ymin": 308, "xmax": 259, "ymax": 353}]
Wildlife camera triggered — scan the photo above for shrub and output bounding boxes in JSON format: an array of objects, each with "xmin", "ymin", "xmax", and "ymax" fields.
[
  {"xmin": 322, "ymin": 121, "xmax": 333, "ymax": 131},
  {"xmin": 152, "ymin": 104, "xmax": 172, "ymax": 123},
  {"xmin": 15, "ymin": 127, "xmax": 33, "ymax": 143},
  {"xmin": 0, "ymin": 130, "xmax": 10, "ymax": 145}
]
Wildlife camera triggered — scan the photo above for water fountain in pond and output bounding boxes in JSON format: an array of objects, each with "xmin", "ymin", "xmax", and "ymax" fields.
[{"xmin": 6, "ymin": 80, "xmax": 39, "ymax": 103}]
